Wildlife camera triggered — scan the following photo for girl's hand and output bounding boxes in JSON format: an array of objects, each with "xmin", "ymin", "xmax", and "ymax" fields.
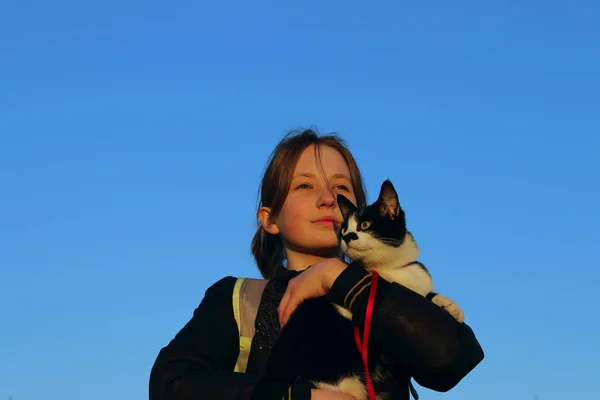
[
  {"xmin": 311, "ymin": 389, "xmax": 357, "ymax": 400},
  {"xmin": 278, "ymin": 257, "xmax": 347, "ymax": 327}
]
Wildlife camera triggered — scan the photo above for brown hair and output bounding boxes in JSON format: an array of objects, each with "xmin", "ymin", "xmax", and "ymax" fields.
[{"xmin": 251, "ymin": 128, "xmax": 367, "ymax": 279}]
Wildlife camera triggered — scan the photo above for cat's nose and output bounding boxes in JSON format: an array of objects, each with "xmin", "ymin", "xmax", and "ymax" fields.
[{"xmin": 342, "ymin": 232, "xmax": 358, "ymax": 244}]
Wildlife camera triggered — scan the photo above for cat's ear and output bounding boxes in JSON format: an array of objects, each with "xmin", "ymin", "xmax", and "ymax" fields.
[
  {"xmin": 376, "ymin": 180, "xmax": 400, "ymax": 219},
  {"xmin": 336, "ymin": 194, "xmax": 356, "ymax": 221}
]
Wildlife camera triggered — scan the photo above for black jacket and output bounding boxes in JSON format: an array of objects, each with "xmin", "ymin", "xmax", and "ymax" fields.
[{"xmin": 149, "ymin": 263, "xmax": 484, "ymax": 400}]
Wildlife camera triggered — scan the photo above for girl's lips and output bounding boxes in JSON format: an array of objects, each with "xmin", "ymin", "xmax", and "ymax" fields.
[{"xmin": 312, "ymin": 217, "xmax": 338, "ymax": 227}]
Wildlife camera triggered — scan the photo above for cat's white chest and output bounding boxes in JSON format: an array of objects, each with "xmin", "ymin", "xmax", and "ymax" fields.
[{"xmin": 378, "ymin": 263, "xmax": 433, "ymax": 296}]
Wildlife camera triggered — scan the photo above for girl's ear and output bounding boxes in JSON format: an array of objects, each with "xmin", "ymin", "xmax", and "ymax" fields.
[{"xmin": 258, "ymin": 206, "xmax": 280, "ymax": 235}]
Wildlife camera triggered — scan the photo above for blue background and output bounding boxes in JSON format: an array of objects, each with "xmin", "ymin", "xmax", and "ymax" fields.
[{"xmin": 1, "ymin": 1, "xmax": 598, "ymax": 399}]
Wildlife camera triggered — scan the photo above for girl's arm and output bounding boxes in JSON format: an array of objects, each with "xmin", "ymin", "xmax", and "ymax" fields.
[
  {"xmin": 327, "ymin": 263, "xmax": 484, "ymax": 392},
  {"xmin": 148, "ymin": 276, "xmax": 313, "ymax": 400}
]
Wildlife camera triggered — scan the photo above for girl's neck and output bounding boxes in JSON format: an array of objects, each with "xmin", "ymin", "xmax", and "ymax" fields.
[{"xmin": 285, "ymin": 248, "xmax": 341, "ymax": 272}]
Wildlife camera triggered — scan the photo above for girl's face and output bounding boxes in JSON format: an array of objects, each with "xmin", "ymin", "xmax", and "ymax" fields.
[{"xmin": 261, "ymin": 144, "xmax": 358, "ymax": 257}]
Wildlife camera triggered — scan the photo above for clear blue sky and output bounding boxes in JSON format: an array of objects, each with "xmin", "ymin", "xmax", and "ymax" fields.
[{"xmin": 1, "ymin": 1, "xmax": 598, "ymax": 399}]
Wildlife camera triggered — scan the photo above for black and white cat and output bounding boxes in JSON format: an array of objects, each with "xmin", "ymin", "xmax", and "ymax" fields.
[
  {"xmin": 267, "ymin": 179, "xmax": 465, "ymax": 400},
  {"xmin": 311, "ymin": 179, "xmax": 465, "ymax": 399},
  {"xmin": 334, "ymin": 179, "xmax": 464, "ymax": 323}
]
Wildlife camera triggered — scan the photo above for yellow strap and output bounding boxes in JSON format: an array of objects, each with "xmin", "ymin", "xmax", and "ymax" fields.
[
  {"xmin": 232, "ymin": 278, "xmax": 252, "ymax": 373},
  {"xmin": 236, "ymin": 337, "xmax": 252, "ymax": 373},
  {"xmin": 233, "ymin": 277, "xmax": 268, "ymax": 373},
  {"xmin": 232, "ymin": 278, "xmax": 243, "ymax": 334}
]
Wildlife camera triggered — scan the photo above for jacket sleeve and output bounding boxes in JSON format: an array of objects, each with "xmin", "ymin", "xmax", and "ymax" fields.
[
  {"xmin": 149, "ymin": 276, "xmax": 313, "ymax": 400},
  {"xmin": 327, "ymin": 263, "xmax": 484, "ymax": 392}
]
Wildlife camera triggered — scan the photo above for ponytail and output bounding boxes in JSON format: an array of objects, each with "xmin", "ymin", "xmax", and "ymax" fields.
[{"xmin": 251, "ymin": 225, "xmax": 285, "ymax": 279}]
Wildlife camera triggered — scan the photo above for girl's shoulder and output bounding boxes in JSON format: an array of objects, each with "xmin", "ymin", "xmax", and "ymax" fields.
[
  {"xmin": 202, "ymin": 276, "xmax": 238, "ymax": 300},
  {"xmin": 202, "ymin": 275, "xmax": 268, "ymax": 308}
]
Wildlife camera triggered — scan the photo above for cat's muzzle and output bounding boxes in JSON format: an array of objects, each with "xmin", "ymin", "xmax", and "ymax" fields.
[{"xmin": 342, "ymin": 232, "xmax": 359, "ymax": 244}]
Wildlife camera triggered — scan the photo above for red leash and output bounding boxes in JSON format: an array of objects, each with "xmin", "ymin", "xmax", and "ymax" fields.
[{"xmin": 353, "ymin": 271, "xmax": 379, "ymax": 400}]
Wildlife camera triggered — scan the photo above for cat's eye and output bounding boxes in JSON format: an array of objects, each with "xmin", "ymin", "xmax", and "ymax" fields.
[{"xmin": 360, "ymin": 221, "xmax": 371, "ymax": 230}]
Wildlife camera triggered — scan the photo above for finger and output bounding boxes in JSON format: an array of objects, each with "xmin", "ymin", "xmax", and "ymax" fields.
[
  {"xmin": 278, "ymin": 277, "xmax": 299, "ymax": 318},
  {"xmin": 278, "ymin": 287, "xmax": 292, "ymax": 324},
  {"xmin": 281, "ymin": 296, "xmax": 301, "ymax": 327}
]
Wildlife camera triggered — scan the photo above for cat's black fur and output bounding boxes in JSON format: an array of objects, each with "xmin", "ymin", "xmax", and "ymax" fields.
[{"xmin": 265, "ymin": 293, "xmax": 404, "ymax": 398}]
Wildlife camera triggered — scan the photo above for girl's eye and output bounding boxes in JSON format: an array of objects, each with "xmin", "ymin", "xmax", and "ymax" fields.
[
  {"xmin": 334, "ymin": 185, "xmax": 350, "ymax": 191},
  {"xmin": 360, "ymin": 221, "xmax": 371, "ymax": 230},
  {"xmin": 296, "ymin": 184, "xmax": 311, "ymax": 189}
]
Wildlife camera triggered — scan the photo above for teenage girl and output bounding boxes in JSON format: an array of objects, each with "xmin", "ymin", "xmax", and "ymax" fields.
[{"xmin": 149, "ymin": 129, "xmax": 484, "ymax": 400}]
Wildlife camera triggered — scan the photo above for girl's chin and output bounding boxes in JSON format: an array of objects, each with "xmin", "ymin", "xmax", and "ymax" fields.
[
  {"xmin": 312, "ymin": 244, "xmax": 342, "ymax": 257},
  {"xmin": 287, "ymin": 236, "xmax": 341, "ymax": 257}
]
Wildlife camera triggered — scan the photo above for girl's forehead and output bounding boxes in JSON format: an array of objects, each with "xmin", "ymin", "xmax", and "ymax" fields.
[{"xmin": 293, "ymin": 144, "xmax": 351, "ymax": 175}]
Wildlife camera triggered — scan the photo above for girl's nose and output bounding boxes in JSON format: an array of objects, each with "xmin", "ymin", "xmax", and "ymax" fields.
[{"xmin": 317, "ymin": 187, "xmax": 336, "ymax": 208}]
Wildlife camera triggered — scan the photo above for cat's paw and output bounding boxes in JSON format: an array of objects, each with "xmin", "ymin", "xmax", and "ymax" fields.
[
  {"xmin": 431, "ymin": 294, "xmax": 465, "ymax": 323},
  {"xmin": 333, "ymin": 304, "xmax": 353, "ymax": 320}
]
